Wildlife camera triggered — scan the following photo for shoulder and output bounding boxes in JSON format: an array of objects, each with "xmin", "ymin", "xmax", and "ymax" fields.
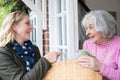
[
  {"xmin": 0, "ymin": 47, "xmax": 6, "ymax": 53},
  {"xmin": 0, "ymin": 44, "xmax": 14, "ymax": 60},
  {"xmin": 83, "ymin": 39, "xmax": 93, "ymax": 49},
  {"xmin": 0, "ymin": 44, "xmax": 12, "ymax": 54},
  {"xmin": 0, "ymin": 43, "xmax": 17, "ymax": 60},
  {"xmin": 113, "ymin": 36, "xmax": 120, "ymax": 40},
  {"xmin": 83, "ymin": 39, "xmax": 92, "ymax": 45},
  {"xmin": 33, "ymin": 45, "xmax": 41, "ymax": 59},
  {"xmin": 33, "ymin": 45, "xmax": 39, "ymax": 49},
  {"xmin": 111, "ymin": 36, "xmax": 120, "ymax": 44},
  {"xmin": 33, "ymin": 45, "xmax": 40, "ymax": 53},
  {"xmin": 109, "ymin": 36, "xmax": 120, "ymax": 50}
]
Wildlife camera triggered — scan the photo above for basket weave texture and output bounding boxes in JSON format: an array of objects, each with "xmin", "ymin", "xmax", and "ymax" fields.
[{"xmin": 42, "ymin": 59, "xmax": 102, "ymax": 80}]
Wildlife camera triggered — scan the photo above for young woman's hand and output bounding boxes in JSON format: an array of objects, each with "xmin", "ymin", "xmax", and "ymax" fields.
[{"xmin": 44, "ymin": 52, "xmax": 62, "ymax": 63}]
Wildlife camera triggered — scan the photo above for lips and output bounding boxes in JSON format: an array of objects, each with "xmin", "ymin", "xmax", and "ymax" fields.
[
  {"xmin": 27, "ymin": 30, "xmax": 31, "ymax": 33},
  {"xmin": 89, "ymin": 35, "xmax": 95, "ymax": 39}
]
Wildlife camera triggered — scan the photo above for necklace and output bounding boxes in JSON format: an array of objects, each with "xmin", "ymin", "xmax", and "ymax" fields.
[{"xmin": 93, "ymin": 41, "xmax": 110, "ymax": 63}]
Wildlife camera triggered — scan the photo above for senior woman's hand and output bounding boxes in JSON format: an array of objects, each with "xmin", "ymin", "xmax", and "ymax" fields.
[
  {"xmin": 44, "ymin": 52, "xmax": 62, "ymax": 63},
  {"xmin": 77, "ymin": 56, "xmax": 102, "ymax": 71}
]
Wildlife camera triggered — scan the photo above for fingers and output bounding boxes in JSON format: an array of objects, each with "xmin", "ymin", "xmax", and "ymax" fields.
[
  {"xmin": 43, "ymin": 51, "xmax": 62, "ymax": 63},
  {"xmin": 56, "ymin": 52, "xmax": 62, "ymax": 57},
  {"xmin": 77, "ymin": 56, "xmax": 102, "ymax": 71},
  {"xmin": 77, "ymin": 56, "xmax": 93, "ymax": 68},
  {"xmin": 78, "ymin": 56, "xmax": 91, "ymax": 63}
]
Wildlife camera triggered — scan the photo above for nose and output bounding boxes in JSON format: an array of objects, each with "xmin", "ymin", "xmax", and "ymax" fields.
[
  {"xmin": 30, "ymin": 24, "xmax": 33, "ymax": 29},
  {"xmin": 30, "ymin": 24, "xmax": 33, "ymax": 31}
]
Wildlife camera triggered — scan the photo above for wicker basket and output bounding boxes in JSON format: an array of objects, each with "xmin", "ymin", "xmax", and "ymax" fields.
[{"xmin": 42, "ymin": 59, "xmax": 102, "ymax": 80}]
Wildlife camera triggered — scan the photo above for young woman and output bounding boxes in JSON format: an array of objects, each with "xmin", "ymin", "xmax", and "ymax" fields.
[{"xmin": 0, "ymin": 11, "xmax": 61, "ymax": 80}]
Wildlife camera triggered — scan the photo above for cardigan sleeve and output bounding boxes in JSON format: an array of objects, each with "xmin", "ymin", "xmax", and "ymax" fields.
[{"xmin": 99, "ymin": 51, "xmax": 120, "ymax": 80}]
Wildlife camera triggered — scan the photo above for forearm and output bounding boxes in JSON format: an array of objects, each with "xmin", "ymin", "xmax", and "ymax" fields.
[
  {"xmin": 0, "ymin": 53, "xmax": 51, "ymax": 80},
  {"xmin": 21, "ymin": 57, "xmax": 51, "ymax": 80}
]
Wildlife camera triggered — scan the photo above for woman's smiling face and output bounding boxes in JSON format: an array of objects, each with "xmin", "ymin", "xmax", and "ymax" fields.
[
  {"xmin": 86, "ymin": 18, "xmax": 104, "ymax": 44},
  {"xmin": 12, "ymin": 15, "xmax": 33, "ymax": 45}
]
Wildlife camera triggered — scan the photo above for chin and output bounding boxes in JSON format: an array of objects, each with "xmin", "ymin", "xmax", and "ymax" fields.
[
  {"xmin": 27, "ymin": 38, "xmax": 30, "ymax": 41},
  {"xmin": 91, "ymin": 41, "xmax": 95, "ymax": 44},
  {"xmin": 27, "ymin": 36, "xmax": 30, "ymax": 39},
  {"xmin": 25, "ymin": 38, "xmax": 30, "ymax": 41},
  {"xmin": 91, "ymin": 40, "xmax": 96, "ymax": 44}
]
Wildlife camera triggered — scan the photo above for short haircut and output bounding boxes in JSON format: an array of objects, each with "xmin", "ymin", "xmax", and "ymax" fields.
[{"xmin": 81, "ymin": 10, "xmax": 116, "ymax": 38}]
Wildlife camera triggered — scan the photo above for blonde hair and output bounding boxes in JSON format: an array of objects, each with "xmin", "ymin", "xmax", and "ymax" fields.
[{"xmin": 0, "ymin": 11, "xmax": 28, "ymax": 47}]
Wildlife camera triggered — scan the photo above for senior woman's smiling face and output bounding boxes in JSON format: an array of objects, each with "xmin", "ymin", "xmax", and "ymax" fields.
[{"xmin": 85, "ymin": 18, "xmax": 105, "ymax": 44}]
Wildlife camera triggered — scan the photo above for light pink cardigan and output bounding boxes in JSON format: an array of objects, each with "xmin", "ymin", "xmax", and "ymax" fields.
[{"xmin": 83, "ymin": 36, "xmax": 120, "ymax": 80}]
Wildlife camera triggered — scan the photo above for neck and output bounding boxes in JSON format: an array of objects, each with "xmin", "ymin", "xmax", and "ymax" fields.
[
  {"xmin": 14, "ymin": 39, "xmax": 24, "ymax": 46},
  {"xmin": 96, "ymin": 38, "xmax": 112, "ymax": 45}
]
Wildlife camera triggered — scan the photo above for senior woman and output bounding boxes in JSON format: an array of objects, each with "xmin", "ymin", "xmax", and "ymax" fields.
[{"xmin": 78, "ymin": 10, "xmax": 120, "ymax": 80}]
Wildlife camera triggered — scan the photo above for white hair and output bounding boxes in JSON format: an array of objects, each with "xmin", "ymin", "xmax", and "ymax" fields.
[{"xmin": 81, "ymin": 10, "xmax": 116, "ymax": 38}]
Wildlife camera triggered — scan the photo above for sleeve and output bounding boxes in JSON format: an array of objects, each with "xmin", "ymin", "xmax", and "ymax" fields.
[
  {"xmin": 99, "ymin": 52, "xmax": 120, "ymax": 80},
  {"xmin": 22, "ymin": 57, "xmax": 51, "ymax": 80},
  {"xmin": 0, "ymin": 48, "xmax": 51, "ymax": 80}
]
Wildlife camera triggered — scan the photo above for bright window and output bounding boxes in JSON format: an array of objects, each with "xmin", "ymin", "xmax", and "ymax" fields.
[{"xmin": 49, "ymin": 0, "xmax": 79, "ymax": 61}]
